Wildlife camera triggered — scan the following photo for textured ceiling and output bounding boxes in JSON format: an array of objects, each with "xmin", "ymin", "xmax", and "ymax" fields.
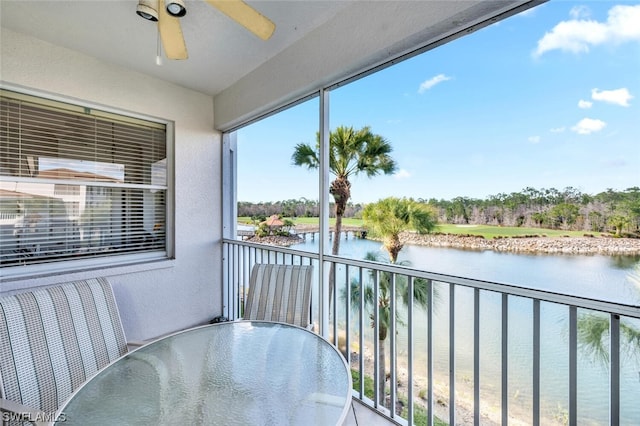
[
  {"xmin": 0, "ymin": 1, "xmax": 350, "ymax": 96},
  {"xmin": 1, "ymin": 0, "xmax": 539, "ymax": 105}
]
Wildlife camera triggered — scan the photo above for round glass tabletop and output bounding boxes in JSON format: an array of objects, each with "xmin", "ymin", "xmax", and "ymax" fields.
[{"xmin": 56, "ymin": 321, "xmax": 352, "ymax": 425}]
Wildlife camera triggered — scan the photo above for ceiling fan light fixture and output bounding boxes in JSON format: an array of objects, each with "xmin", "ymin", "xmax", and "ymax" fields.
[
  {"xmin": 165, "ymin": 0, "xmax": 187, "ymax": 17},
  {"xmin": 136, "ymin": 0, "xmax": 158, "ymax": 21}
]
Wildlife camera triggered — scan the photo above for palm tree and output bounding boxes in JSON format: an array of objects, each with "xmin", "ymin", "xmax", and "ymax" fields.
[
  {"xmin": 362, "ymin": 197, "xmax": 438, "ymax": 263},
  {"xmin": 291, "ymin": 125, "xmax": 397, "ymax": 258},
  {"xmin": 347, "ymin": 251, "xmax": 434, "ymax": 409},
  {"xmin": 347, "ymin": 197, "xmax": 437, "ymax": 407}
]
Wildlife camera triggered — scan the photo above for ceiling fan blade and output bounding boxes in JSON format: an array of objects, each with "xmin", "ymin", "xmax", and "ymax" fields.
[
  {"xmin": 205, "ymin": 0, "xmax": 275, "ymax": 40},
  {"xmin": 158, "ymin": 0, "xmax": 188, "ymax": 60}
]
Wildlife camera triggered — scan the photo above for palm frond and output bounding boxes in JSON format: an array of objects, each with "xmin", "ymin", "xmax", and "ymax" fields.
[
  {"xmin": 577, "ymin": 313, "xmax": 610, "ymax": 365},
  {"xmin": 291, "ymin": 142, "xmax": 319, "ymax": 169},
  {"xmin": 342, "ymin": 276, "xmax": 376, "ymax": 310},
  {"xmin": 577, "ymin": 312, "xmax": 640, "ymax": 367},
  {"xmin": 357, "ymin": 133, "xmax": 397, "ymax": 177},
  {"xmin": 401, "ymin": 277, "xmax": 433, "ymax": 309},
  {"xmin": 621, "ymin": 320, "xmax": 640, "ymax": 360}
]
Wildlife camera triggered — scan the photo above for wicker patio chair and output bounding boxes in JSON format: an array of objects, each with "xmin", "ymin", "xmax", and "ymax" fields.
[
  {"xmin": 0, "ymin": 278, "xmax": 129, "ymax": 425},
  {"xmin": 243, "ymin": 264, "xmax": 314, "ymax": 329}
]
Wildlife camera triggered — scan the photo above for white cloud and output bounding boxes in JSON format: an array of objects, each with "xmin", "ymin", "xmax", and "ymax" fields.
[
  {"xmin": 571, "ymin": 118, "xmax": 606, "ymax": 135},
  {"xmin": 418, "ymin": 74, "xmax": 452, "ymax": 94},
  {"xmin": 591, "ymin": 88, "xmax": 633, "ymax": 106},
  {"xmin": 533, "ymin": 4, "xmax": 640, "ymax": 57},
  {"xmin": 394, "ymin": 169, "xmax": 411, "ymax": 179},
  {"xmin": 550, "ymin": 126, "xmax": 566, "ymax": 133},
  {"xmin": 578, "ymin": 99, "xmax": 592, "ymax": 109},
  {"xmin": 528, "ymin": 136, "xmax": 541, "ymax": 144},
  {"xmin": 569, "ymin": 5, "xmax": 591, "ymax": 20}
]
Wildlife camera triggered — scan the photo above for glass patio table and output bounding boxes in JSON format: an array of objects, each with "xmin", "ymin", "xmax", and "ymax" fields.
[{"xmin": 55, "ymin": 321, "xmax": 352, "ymax": 425}]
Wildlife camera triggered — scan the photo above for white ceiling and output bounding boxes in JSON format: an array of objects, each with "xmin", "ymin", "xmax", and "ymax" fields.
[
  {"xmin": 1, "ymin": 1, "xmax": 542, "ymax": 126},
  {"xmin": 0, "ymin": 1, "xmax": 352, "ymax": 96}
]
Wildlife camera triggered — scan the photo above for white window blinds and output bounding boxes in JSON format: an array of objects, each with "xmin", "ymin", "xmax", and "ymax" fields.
[{"xmin": 0, "ymin": 90, "xmax": 167, "ymax": 268}]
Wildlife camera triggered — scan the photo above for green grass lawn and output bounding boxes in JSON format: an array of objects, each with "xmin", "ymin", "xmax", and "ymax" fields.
[
  {"xmin": 291, "ymin": 217, "xmax": 364, "ymax": 227},
  {"xmin": 434, "ymin": 224, "xmax": 589, "ymax": 239},
  {"xmin": 238, "ymin": 216, "xmax": 594, "ymax": 239}
]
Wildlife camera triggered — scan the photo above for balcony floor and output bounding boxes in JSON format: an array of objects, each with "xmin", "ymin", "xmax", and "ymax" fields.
[{"xmin": 343, "ymin": 399, "xmax": 397, "ymax": 425}]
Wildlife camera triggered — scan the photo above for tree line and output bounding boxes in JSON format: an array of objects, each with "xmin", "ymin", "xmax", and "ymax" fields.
[
  {"xmin": 239, "ymin": 186, "xmax": 640, "ymax": 236},
  {"xmin": 424, "ymin": 186, "xmax": 640, "ymax": 235},
  {"xmin": 238, "ymin": 198, "xmax": 363, "ymax": 220}
]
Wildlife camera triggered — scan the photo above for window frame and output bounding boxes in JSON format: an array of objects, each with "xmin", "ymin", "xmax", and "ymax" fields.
[{"xmin": 0, "ymin": 86, "xmax": 175, "ymax": 280}]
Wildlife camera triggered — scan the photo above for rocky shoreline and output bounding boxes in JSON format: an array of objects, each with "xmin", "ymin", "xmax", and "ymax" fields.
[
  {"xmin": 398, "ymin": 232, "xmax": 640, "ymax": 255},
  {"xmin": 246, "ymin": 234, "xmax": 304, "ymax": 247},
  {"xmin": 248, "ymin": 227, "xmax": 640, "ymax": 256}
]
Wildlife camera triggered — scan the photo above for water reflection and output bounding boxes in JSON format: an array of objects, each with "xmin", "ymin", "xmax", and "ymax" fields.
[{"xmin": 609, "ymin": 254, "xmax": 640, "ymax": 270}]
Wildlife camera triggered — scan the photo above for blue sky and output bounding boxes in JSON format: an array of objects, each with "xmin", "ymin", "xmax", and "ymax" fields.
[{"xmin": 238, "ymin": 1, "xmax": 640, "ymax": 204}]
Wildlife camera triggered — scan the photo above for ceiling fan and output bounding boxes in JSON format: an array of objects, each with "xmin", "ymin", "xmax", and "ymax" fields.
[{"xmin": 136, "ymin": 0, "xmax": 276, "ymax": 60}]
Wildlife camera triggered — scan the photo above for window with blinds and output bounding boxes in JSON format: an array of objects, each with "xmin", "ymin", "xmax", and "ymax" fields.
[{"xmin": 0, "ymin": 90, "xmax": 168, "ymax": 269}]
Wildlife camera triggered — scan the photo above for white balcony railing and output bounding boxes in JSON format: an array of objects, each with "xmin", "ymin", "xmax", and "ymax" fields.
[{"xmin": 222, "ymin": 238, "xmax": 640, "ymax": 426}]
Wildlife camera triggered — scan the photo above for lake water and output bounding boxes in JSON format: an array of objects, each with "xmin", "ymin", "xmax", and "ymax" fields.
[{"xmin": 294, "ymin": 234, "xmax": 640, "ymax": 425}]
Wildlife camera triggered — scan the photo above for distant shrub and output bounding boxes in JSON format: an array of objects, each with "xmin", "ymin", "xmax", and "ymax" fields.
[{"xmin": 255, "ymin": 223, "xmax": 270, "ymax": 237}]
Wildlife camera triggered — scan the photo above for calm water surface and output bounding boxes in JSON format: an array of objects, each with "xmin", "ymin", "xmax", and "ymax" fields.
[{"xmin": 295, "ymin": 235, "xmax": 640, "ymax": 425}]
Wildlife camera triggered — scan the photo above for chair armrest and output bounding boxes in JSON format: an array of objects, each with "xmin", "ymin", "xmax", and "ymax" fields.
[
  {"xmin": 126, "ymin": 326, "xmax": 193, "ymax": 351},
  {"xmin": 0, "ymin": 398, "xmax": 51, "ymax": 426},
  {"xmin": 237, "ymin": 318, "xmax": 314, "ymax": 331},
  {"xmin": 235, "ymin": 320, "xmax": 314, "ymax": 332},
  {"xmin": 126, "ymin": 340, "xmax": 148, "ymax": 350}
]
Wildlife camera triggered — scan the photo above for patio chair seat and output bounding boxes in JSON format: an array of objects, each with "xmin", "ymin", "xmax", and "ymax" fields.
[
  {"xmin": 243, "ymin": 264, "xmax": 313, "ymax": 329},
  {"xmin": 0, "ymin": 278, "xmax": 128, "ymax": 425}
]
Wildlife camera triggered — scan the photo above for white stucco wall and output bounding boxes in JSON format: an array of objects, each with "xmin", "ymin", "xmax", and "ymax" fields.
[{"xmin": 0, "ymin": 28, "xmax": 221, "ymax": 341}]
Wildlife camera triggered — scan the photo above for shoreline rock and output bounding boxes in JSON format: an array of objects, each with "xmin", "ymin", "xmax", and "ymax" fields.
[
  {"xmin": 246, "ymin": 234, "xmax": 303, "ymax": 247},
  {"xmin": 248, "ymin": 226, "xmax": 640, "ymax": 256},
  {"xmin": 397, "ymin": 232, "xmax": 640, "ymax": 255}
]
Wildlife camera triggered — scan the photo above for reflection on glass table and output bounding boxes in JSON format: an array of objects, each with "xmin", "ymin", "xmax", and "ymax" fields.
[{"xmin": 55, "ymin": 321, "xmax": 352, "ymax": 425}]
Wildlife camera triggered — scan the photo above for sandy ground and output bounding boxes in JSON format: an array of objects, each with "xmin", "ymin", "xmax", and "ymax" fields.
[{"xmin": 345, "ymin": 343, "xmax": 565, "ymax": 426}]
